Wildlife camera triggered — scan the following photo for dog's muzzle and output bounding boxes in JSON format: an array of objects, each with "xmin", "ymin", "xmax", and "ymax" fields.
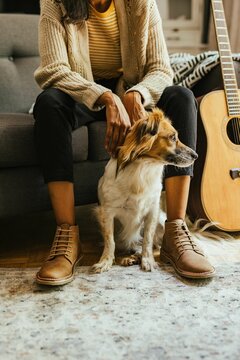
[{"xmin": 166, "ymin": 147, "xmax": 198, "ymax": 166}]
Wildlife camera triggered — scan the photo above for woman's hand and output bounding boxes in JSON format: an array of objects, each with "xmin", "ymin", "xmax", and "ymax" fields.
[
  {"xmin": 97, "ymin": 92, "xmax": 131, "ymax": 157},
  {"xmin": 122, "ymin": 91, "xmax": 147, "ymax": 124}
]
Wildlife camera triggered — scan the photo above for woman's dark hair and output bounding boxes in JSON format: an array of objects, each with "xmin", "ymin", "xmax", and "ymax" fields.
[{"xmin": 56, "ymin": 0, "xmax": 90, "ymax": 23}]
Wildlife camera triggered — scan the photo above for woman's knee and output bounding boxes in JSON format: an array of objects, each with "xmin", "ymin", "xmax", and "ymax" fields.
[
  {"xmin": 161, "ymin": 85, "xmax": 197, "ymax": 109},
  {"xmin": 33, "ymin": 88, "xmax": 73, "ymax": 118},
  {"xmin": 158, "ymin": 86, "xmax": 197, "ymax": 150},
  {"xmin": 33, "ymin": 88, "xmax": 75, "ymax": 133}
]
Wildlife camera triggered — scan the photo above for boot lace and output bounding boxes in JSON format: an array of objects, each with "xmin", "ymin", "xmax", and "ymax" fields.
[
  {"xmin": 47, "ymin": 227, "xmax": 73, "ymax": 262},
  {"xmin": 175, "ymin": 223, "xmax": 204, "ymax": 260}
]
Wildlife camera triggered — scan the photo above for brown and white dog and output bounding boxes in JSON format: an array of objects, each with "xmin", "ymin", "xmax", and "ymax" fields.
[{"xmin": 92, "ymin": 108, "xmax": 197, "ymax": 273}]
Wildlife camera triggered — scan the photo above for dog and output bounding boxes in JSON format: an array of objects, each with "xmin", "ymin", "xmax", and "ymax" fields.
[{"xmin": 91, "ymin": 108, "xmax": 198, "ymax": 273}]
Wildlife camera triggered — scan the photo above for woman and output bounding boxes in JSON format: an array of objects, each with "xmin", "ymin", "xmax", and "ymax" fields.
[{"xmin": 33, "ymin": 0, "xmax": 215, "ymax": 285}]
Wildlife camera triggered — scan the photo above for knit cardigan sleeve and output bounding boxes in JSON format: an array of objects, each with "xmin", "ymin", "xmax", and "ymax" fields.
[
  {"xmin": 126, "ymin": 2, "xmax": 174, "ymax": 108},
  {"xmin": 34, "ymin": 6, "xmax": 110, "ymax": 110}
]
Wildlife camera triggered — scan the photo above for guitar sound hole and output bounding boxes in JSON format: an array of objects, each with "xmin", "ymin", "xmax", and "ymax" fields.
[{"xmin": 227, "ymin": 118, "xmax": 240, "ymax": 145}]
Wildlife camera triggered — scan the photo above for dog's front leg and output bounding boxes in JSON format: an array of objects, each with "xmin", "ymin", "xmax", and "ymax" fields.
[
  {"xmin": 91, "ymin": 207, "xmax": 115, "ymax": 273},
  {"xmin": 141, "ymin": 209, "xmax": 159, "ymax": 272}
]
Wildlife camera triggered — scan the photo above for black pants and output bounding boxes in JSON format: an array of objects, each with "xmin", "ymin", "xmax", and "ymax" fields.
[{"xmin": 33, "ymin": 80, "xmax": 197, "ymax": 183}]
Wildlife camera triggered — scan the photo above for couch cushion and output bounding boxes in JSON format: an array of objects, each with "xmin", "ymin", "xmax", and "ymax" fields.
[
  {"xmin": 88, "ymin": 121, "xmax": 110, "ymax": 161},
  {"xmin": 0, "ymin": 161, "xmax": 107, "ymax": 217},
  {"xmin": 0, "ymin": 14, "xmax": 41, "ymax": 113},
  {"xmin": 0, "ymin": 113, "xmax": 88, "ymax": 167}
]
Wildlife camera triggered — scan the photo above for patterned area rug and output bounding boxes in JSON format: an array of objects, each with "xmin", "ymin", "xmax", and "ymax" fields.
[{"xmin": 1, "ymin": 264, "xmax": 240, "ymax": 360}]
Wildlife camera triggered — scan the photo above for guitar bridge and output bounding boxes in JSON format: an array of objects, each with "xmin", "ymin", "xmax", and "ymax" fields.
[{"xmin": 230, "ymin": 168, "xmax": 240, "ymax": 180}]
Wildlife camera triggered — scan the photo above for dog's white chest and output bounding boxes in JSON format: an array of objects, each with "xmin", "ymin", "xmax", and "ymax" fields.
[
  {"xmin": 115, "ymin": 193, "xmax": 159, "ymax": 233},
  {"xmin": 98, "ymin": 158, "xmax": 163, "ymax": 219}
]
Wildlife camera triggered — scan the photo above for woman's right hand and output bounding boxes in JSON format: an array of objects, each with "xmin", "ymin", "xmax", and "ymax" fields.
[{"xmin": 97, "ymin": 92, "xmax": 131, "ymax": 157}]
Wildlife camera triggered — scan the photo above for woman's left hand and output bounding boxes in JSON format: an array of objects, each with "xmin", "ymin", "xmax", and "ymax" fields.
[{"xmin": 122, "ymin": 91, "xmax": 147, "ymax": 125}]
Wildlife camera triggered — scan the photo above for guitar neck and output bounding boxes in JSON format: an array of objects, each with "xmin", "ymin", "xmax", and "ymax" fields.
[{"xmin": 211, "ymin": 0, "xmax": 240, "ymax": 116}]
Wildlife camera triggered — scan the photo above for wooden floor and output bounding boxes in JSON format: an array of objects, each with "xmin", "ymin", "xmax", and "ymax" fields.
[{"xmin": 0, "ymin": 205, "xmax": 104, "ymax": 268}]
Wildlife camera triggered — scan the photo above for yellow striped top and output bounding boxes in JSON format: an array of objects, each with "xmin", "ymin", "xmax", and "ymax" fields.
[{"xmin": 87, "ymin": 0, "xmax": 123, "ymax": 80}]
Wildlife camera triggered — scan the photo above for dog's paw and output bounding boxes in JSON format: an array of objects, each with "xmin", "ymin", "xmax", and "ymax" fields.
[
  {"xmin": 141, "ymin": 257, "xmax": 159, "ymax": 272},
  {"xmin": 120, "ymin": 254, "xmax": 141, "ymax": 267},
  {"xmin": 91, "ymin": 258, "xmax": 114, "ymax": 274}
]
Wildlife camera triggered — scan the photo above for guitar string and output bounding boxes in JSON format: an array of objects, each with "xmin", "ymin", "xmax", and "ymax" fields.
[
  {"xmin": 235, "ymin": 91, "xmax": 240, "ymax": 144},
  {"xmin": 232, "ymin": 116, "xmax": 239, "ymax": 145},
  {"xmin": 230, "ymin": 92, "xmax": 240, "ymax": 144},
  {"xmin": 236, "ymin": 116, "xmax": 240, "ymax": 144},
  {"xmin": 222, "ymin": 62, "xmax": 240, "ymax": 144},
  {"xmin": 234, "ymin": 117, "xmax": 240, "ymax": 144},
  {"xmin": 231, "ymin": 103, "xmax": 240, "ymax": 145},
  {"xmin": 230, "ymin": 86, "xmax": 240, "ymax": 144}
]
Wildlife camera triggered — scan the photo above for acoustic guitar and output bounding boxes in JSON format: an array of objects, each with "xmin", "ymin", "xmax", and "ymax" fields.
[{"xmin": 188, "ymin": 0, "xmax": 240, "ymax": 232}]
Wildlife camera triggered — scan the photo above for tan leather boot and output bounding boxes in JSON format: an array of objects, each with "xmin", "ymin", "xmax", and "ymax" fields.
[
  {"xmin": 160, "ymin": 219, "xmax": 215, "ymax": 279},
  {"xmin": 36, "ymin": 224, "xmax": 82, "ymax": 286}
]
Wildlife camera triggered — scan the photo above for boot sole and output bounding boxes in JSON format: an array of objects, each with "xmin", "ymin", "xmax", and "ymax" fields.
[
  {"xmin": 36, "ymin": 255, "xmax": 83, "ymax": 286},
  {"xmin": 160, "ymin": 250, "xmax": 216, "ymax": 279}
]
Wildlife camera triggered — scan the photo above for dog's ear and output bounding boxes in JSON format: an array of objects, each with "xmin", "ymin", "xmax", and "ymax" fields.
[
  {"xmin": 117, "ymin": 117, "xmax": 159, "ymax": 172},
  {"xmin": 116, "ymin": 119, "xmax": 147, "ymax": 172},
  {"xmin": 136, "ymin": 111, "xmax": 162, "ymax": 141},
  {"xmin": 116, "ymin": 108, "xmax": 172, "ymax": 173},
  {"xmin": 116, "ymin": 140, "xmax": 138, "ymax": 173},
  {"xmin": 151, "ymin": 108, "xmax": 165, "ymax": 121},
  {"xmin": 137, "ymin": 119, "xmax": 149, "ymax": 142}
]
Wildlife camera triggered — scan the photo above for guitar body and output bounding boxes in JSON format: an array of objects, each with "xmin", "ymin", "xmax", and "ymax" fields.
[{"xmin": 188, "ymin": 90, "xmax": 240, "ymax": 231}]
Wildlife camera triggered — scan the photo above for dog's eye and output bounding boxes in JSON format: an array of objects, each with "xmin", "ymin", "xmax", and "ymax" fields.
[
  {"xmin": 169, "ymin": 134, "xmax": 177, "ymax": 142},
  {"xmin": 150, "ymin": 129, "xmax": 157, "ymax": 136}
]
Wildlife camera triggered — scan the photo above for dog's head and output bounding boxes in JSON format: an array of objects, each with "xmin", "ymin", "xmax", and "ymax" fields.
[{"xmin": 117, "ymin": 108, "xmax": 198, "ymax": 171}]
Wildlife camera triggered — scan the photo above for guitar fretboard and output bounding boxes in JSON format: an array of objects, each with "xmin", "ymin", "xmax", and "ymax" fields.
[{"xmin": 211, "ymin": 0, "xmax": 240, "ymax": 116}]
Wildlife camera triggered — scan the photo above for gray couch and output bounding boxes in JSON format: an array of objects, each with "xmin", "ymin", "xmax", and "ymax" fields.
[{"xmin": 0, "ymin": 13, "xmax": 109, "ymax": 218}]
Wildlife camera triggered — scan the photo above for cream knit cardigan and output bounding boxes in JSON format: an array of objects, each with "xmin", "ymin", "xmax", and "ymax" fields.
[{"xmin": 34, "ymin": 0, "xmax": 173, "ymax": 111}]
